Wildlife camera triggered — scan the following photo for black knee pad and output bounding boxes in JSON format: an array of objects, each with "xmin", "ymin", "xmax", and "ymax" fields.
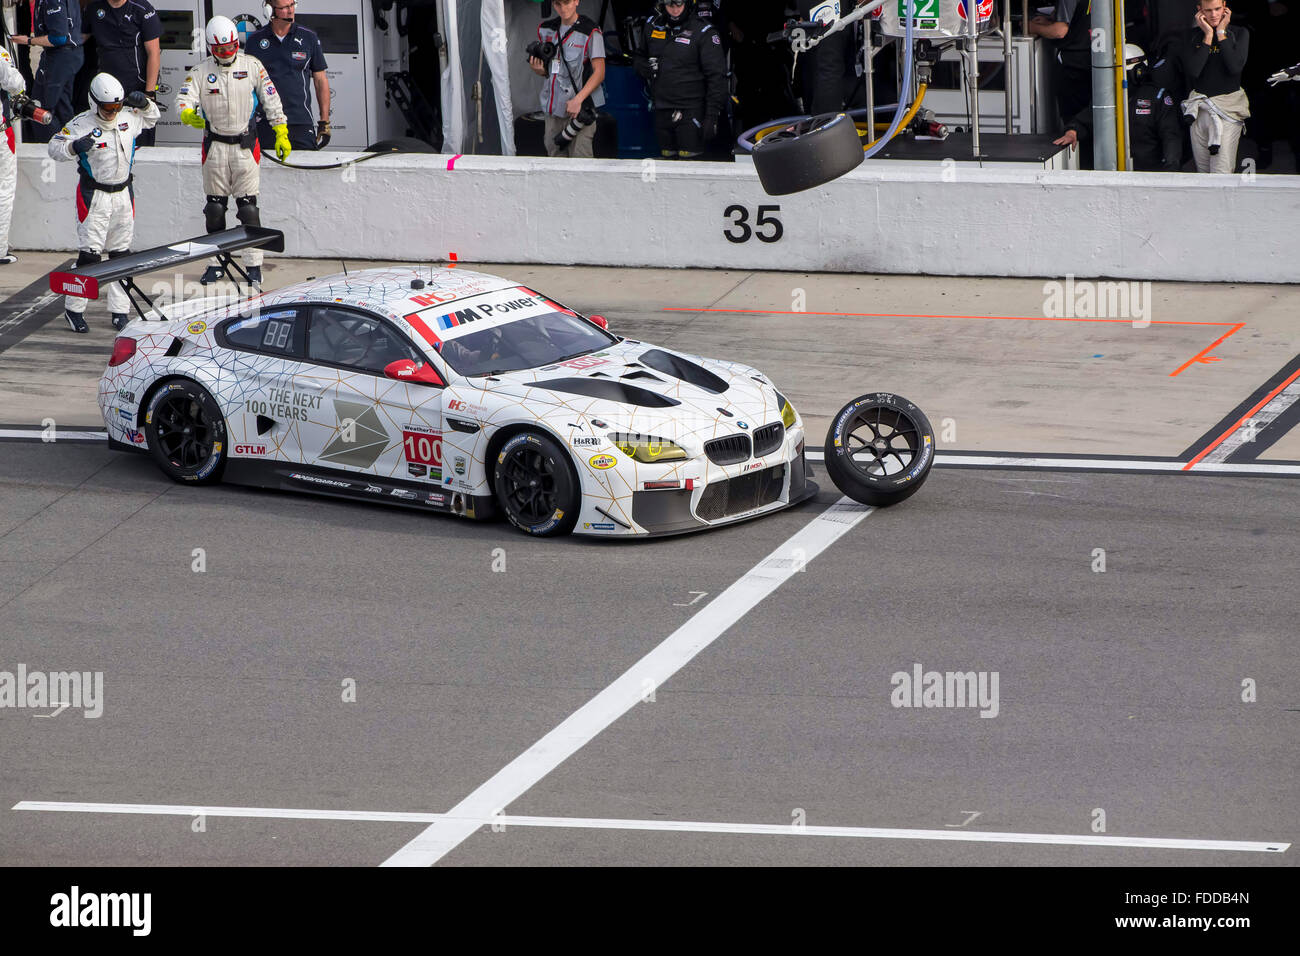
[
  {"xmin": 235, "ymin": 196, "xmax": 260, "ymax": 227},
  {"xmin": 203, "ymin": 196, "xmax": 228, "ymax": 233},
  {"xmin": 75, "ymin": 250, "xmax": 103, "ymax": 267}
]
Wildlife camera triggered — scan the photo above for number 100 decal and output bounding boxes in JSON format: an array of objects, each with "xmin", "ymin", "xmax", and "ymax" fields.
[{"xmin": 724, "ymin": 204, "xmax": 784, "ymax": 244}]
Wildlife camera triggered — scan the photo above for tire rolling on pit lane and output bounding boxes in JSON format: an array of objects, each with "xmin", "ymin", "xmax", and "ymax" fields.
[{"xmin": 824, "ymin": 393, "xmax": 935, "ymax": 506}]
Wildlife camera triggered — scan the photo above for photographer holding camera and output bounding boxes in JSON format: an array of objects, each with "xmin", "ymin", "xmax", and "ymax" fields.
[{"xmin": 529, "ymin": 0, "xmax": 606, "ymax": 158}]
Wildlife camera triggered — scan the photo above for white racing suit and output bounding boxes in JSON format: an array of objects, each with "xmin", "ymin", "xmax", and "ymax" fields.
[
  {"xmin": 48, "ymin": 99, "xmax": 161, "ymax": 316},
  {"xmin": 0, "ymin": 47, "xmax": 27, "ymax": 259},
  {"xmin": 177, "ymin": 52, "xmax": 286, "ymax": 268}
]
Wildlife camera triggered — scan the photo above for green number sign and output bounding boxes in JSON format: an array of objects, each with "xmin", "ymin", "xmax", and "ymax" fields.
[{"xmin": 898, "ymin": 0, "xmax": 940, "ymax": 17}]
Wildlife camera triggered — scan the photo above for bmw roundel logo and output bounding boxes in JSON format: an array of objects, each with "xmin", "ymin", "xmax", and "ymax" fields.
[
  {"xmin": 738, "ymin": 421, "xmax": 749, "ymax": 429},
  {"xmin": 91, "ymin": 127, "xmax": 102, "ymax": 137},
  {"xmin": 259, "ymin": 38, "xmax": 269, "ymax": 49},
  {"xmin": 96, "ymin": 8, "xmax": 105, "ymax": 16},
  {"xmin": 207, "ymin": 73, "xmax": 217, "ymax": 83}
]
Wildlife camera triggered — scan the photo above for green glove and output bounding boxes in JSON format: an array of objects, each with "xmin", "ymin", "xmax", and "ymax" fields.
[
  {"xmin": 273, "ymin": 123, "xmax": 292, "ymax": 161},
  {"xmin": 180, "ymin": 107, "xmax": 206, "ymax": 130}
]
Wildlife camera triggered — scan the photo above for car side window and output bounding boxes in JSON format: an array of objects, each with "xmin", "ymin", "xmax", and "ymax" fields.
[
  {"xmin": 306, "ymin": 306, "xmax": 424, "ymax": 374},
  {"xmin": 219, "ymin": 308, "xmax": 305, "ymax": 358}
]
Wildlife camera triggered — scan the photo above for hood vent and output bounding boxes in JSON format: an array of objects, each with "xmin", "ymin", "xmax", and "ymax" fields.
[
  {"xmin": 638, "ymin": 349, "xmax": 728, "ymax": 394},
  {"xmin": 530, "ymin": 377, "xmax": 681, "ymax": 408}
]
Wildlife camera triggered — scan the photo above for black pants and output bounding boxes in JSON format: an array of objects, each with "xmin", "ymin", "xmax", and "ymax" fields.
[
  {"xmin": 257, "ymin": 119, "xmax": 318, "ymax": 152},
  {"xmin": 654, "ymin": 107, "xmax": 704, "ymax": 158},
  {"xmin": 27, "ymin": 45, "xmax": 84, "ymax": 143}
]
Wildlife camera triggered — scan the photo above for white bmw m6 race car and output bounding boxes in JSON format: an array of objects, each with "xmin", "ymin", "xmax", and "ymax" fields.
[{"xmin": 89, "ymin": 255, "xmax": 817, "ymax": 537}]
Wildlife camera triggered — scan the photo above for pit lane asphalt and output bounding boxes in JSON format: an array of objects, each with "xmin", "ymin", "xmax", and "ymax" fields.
[
  {"xmin": 0, "ymin": 441, "xmax": 1294, "ymax": 866},
  {"xmin": 1, "ymin": 259, "xmax": 1297, "ymax": 867}
]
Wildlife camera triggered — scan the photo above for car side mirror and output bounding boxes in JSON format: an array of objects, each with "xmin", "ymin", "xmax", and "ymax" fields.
[
  {"xmin": 385, "ymin": 359, "xmax": 445, "ymax": 386},
  {"xmin": 589, "ymin": 314, "xmax": 609, "ymax": 330}
]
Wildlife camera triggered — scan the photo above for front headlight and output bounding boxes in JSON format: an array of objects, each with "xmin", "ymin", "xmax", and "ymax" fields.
[
  {"xmin": 775, "ymin": 392, "xmax": 797, "ymax": 428},
  {"xmin": 609, "ymin": 432, "xmax": 688, "ymax": 463}
]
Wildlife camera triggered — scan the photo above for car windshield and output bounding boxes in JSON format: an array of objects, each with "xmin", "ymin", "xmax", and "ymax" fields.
[{"xmin": 434, "ymin": 304, "xmax": 615, "ymax": 377}]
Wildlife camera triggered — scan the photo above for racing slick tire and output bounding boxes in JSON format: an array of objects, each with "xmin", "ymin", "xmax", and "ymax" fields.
[
  {"xmin": 824, "ymin": 393, "xmax": 935, "ymax": 507},
  {"xmin": 144, "ymin": 379, "xmax": 228, "ymax": 485},
  {"xmin": 751, "ymin": 112, "xmax": 864, "ymax": 196},
  {"xmin": 492, "ymin": 431, "xmax": 581, "ymax": 537}
]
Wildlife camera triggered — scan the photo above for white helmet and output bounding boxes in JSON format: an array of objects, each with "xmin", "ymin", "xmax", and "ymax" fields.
[
  {"xmin": 89, "ymin": 73, "xmax": 125, "ymax": 118},
  {"xmin": 206, "ymin": 15, "xmax": 240, "ymax": 65},
  {"xmin": 1123, "ymin": 43, "xmax": 1146, "ymax": 68}
]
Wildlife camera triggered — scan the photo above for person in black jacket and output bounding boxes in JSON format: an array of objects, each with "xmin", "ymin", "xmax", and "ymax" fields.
[
  {"xmin": 1055, "ymin": 44, "xmax": 1185, "ymax": 170},
  {"xmin": 1176, "ymin": 0, "xmax": 1249, "ymax": 172},
  {"xmin": 1029, "ymin": 0, "xmax": 1094, "ymax": 125},
  {"xmin": 635, "ymin": 0, "xmax": 727, "ymax": 159}
]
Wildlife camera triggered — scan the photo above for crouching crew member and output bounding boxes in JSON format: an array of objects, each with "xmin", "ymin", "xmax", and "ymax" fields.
[
  {"xmin": 49, "ymin": 73, "xmax": 159, "ymax": 333},
  {"xmin": 177, "ymin": 15, "xmax": 290, "ymax": 285}
]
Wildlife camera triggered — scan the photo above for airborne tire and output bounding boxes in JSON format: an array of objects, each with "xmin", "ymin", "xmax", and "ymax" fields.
[
  {"xmin": 751, "ymin": 112, "xmax": 864, "ymax": 196},
  {"xmin": 144, "ymin": 379, "xmax": 228, "ymax": 485},
  {"xmin": 492, "ymin": 431, "xmax": 581, "ymax": 537},
  {"xmin": 823, "ymin": 393, "xmax": 935, "ymax": 507}
]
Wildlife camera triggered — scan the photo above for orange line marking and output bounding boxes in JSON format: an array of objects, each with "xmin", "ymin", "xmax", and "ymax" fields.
[
  {"xmin": 1182, "ymin": 366, "xmax": 1300, "ymax": 471},
  {"xmin": 662, "ymin": 308, "xmax": 1243, "ymax": 376}
]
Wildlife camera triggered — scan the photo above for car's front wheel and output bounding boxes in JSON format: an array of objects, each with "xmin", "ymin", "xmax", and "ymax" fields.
[
  {"xmin": 823, "ymin": 393, "xmax": 935, "ymax": 506},
  {"xmin": 492, "ymin": 432, "xmax": 580, "ymax": 536},
  {"xmin": 145, "ymin": 379, "xmax": 227, "ymax": 484}
]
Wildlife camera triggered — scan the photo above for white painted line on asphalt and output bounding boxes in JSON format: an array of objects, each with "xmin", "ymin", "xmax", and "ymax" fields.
[
  {"xmin": 14, "ymin": 802, "xmax": 1288, "ymax": 853},
  {"xmin": 497, "ymin": 816, "xmax": 1289, "ymax": 853},
  {"xmin": 1200, "ymin": 377, "xmax": 1300, "ymax": 465},
  {"xmin": 803, "ymin": 450, "xmax": 1300, "ymax": 476},
  {"xmin": 0, "ymin": 291, "xmax": 59, "ymax": 333},
  {"xmin": 379, "ymin": 496, "xmax": 876, "ymax": 866},
  {"xmin": 0, "ymin": 430, "xmax": 1297, "ymax": 475},
  {"xmin": 0, "ymin": 429, "xmax": 108, "ymax": 442},
  {"xmin": 13, "ymin": 801, "xmax": 443, "ymax": 823}
]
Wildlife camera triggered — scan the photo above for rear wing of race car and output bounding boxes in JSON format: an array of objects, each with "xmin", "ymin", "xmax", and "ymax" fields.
[{"xmin": 48, "ymin": 226, "xmax": 285, "ymax": 322}]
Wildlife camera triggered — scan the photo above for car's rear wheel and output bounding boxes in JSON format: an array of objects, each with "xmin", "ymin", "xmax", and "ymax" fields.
[
  {"xmin": 823, "ymin": 393, "xmax": 935, "ymax": 506},
  {"xmin": 145, "ymin": 379, "xmax": 227, "ymax": 484},
  {"xmin": 493, "ymin": 432, "xmax": 581, "ymax": 537}
]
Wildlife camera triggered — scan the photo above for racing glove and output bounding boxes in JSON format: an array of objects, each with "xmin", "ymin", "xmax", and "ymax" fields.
[
  {"xmin": 273, "ymin": 123, "xmax": 292, "ymax": 161},
  {"xmin": 71, "ymin": 133, "xmax": 96, "ymax": 154},
  {"xmin": 315, "ymin": 120, "xmax": 331, "ymax": 149},
  {"xmin": 180, "ymin": 107, "xmax": 206, "ymax": 130},
  {"xmin": 123, "ymin": 91, "xmax": 149, "ymax": 110}
]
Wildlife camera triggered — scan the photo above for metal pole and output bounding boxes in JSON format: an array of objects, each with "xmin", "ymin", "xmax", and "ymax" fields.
[
  {"xmin": 968, "ymin": 0, "xmax": 981, "ymax": 158},
  {"xmin": 1090, "ymin": 0, "xmax": 1117, "ymax": 168},
  {"xmin": 1114, "ymin": 4, "xmax": 1130, "ymax": 169},
  {"xmin": 1003, "ymin": 0, "xmax": 1013, "ymax": 133},
  {"xmin": 864, "ymin": 14, "xmax": 875, "ymax": 123}
]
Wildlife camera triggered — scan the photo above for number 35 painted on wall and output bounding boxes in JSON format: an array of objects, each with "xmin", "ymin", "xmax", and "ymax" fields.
[{"xmin": 724, "ymin": 205, "xmax": 784, "ymax": 244}]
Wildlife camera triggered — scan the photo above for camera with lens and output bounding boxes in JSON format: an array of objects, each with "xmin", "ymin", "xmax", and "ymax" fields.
[
  {"xmin": 9, "ymin": 93, "xmax": 52, "ymax": 126},
  {"xmin": 554, "ymin": 99, "xmax": 597, "ymax": 148},
  {"xmin": 526, "ymin": 40, "xmax": 557, "ymax": 67}
]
